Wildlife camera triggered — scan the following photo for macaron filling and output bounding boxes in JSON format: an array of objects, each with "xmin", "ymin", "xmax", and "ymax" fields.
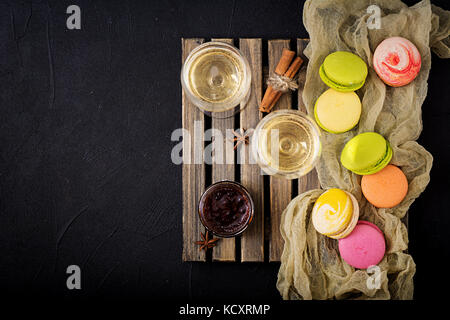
[
  {"xmin": 319, "ymin": 64, "xmax": 365, "ymax": 92},
  {"xmin": 350, "ymin": 142, "xmax": 392, "ymax": 175}
]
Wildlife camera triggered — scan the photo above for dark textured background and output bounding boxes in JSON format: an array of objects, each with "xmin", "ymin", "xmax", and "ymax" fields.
[{"xmin": 0, "ymin": 0, "xmax": 449, "ymax": 304}]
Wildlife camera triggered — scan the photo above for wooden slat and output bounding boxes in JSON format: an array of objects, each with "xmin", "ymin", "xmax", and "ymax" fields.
[
  {"xmin": 296, "ymin": 39, "xmax": 309, "ymax": 114},
  {"xmin": 268, "ymin": 40, "xmax": 293, "ymax": 262},
  {"xmin": 182, "ymin": 38, "xmax": 206, "ymax": 262},
  {"xmin": 297, "ymin": 39, "xmax": 321, "ymax": 194},
  {"xmin": 211, "ymin": 38, "xmax": 236, "ymax": 262},
  {"xmin": 239, "ymin": 38, "xmax": 264, "ymax": 262}
]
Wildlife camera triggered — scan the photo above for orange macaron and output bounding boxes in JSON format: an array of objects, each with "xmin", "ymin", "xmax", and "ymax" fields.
[{"xmin": 361, "ymin": 164, "xmax": 408, "ymax": 208}]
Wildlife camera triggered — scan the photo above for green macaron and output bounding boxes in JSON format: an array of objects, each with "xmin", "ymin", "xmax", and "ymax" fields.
[
  {"xmin": 340, "ymin": 132, "xmax": 392, "ymax": 175},
  {"xmin": 319, "ymin": 51, "xmax": 368, "ymax": 92}
]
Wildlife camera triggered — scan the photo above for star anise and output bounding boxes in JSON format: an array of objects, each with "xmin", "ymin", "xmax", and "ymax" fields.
[
  {"xmin": 230, "ymin": 128, "xmax": 254, "ymax": 150},
  {"xmin": 195, "ymin": 231, "xmax": 219, "ymax": 251}
]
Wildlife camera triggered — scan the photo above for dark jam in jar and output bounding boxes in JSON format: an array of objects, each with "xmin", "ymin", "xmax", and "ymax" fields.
[{"xmin": 198, "ymin": 181, "xmax": 254, "ymax": 237}]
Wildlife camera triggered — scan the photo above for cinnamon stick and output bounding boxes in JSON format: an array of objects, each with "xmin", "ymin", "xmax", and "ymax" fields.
[
  {"xmin": 285, "ymin": 56, "xmax": 303, "ymax": 78},
  {"xmin": 275, "ymin": 49, "xmax": 296, "ymax": 75},
  {"xmin": 260, "ymin": 49, "xmax": 295, "ymax": 111},
  {"xmin": 265, "ymin": 56, "xmax": 304, "ymax": 112}
]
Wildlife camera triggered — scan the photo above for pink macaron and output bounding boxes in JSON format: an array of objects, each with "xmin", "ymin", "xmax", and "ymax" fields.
[
  {"xmin": 338, "ymin": 221, "xmax": 386, "ymax": 269},
  {"xmin": 373, "ymin": 37, "xmax": 421, "ymax": 87}
]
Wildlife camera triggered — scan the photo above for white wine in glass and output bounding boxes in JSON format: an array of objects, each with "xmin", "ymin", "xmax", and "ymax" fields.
[
  {"xmin": 181, "ymin": 42, "xmax": 251, "ymax": 117},
  {"xmin": 252, "ymin": 110, "xmax": 321, "ymax": 179}
]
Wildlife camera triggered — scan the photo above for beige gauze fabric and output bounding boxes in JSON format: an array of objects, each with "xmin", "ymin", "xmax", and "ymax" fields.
[{"xmin": 277, "ymin": 0, "xmax": 450, "ymax": 300}]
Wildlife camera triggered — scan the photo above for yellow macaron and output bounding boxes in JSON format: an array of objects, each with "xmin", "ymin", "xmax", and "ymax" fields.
[
  {"xmin": 314, "ymin": 88, "xmax": 362, "ymax": 133},
  {"xmin": 312, "ymin": 188, "xmax": 359, "ymax": 239}
]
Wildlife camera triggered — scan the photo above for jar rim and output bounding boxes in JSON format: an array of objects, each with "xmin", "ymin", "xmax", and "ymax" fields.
[
  {"xmin": 197, "ymin": 180, "xmax": 254, "ymax": 238},
  {"xmin": 181, "ymin": 42, "xmax": 252, "ymax": 114}
]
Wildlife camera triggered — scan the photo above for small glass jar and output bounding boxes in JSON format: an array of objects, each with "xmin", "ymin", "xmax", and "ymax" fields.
[
  {"xmin": 198, "ymin": 181, "xmax": 254, "ymax": 238},
  {"xmin": 181, "ymin": 42, "xmax": 252, "ymax": 118},
  {"xmin": 251, "ymin": 109, "xmax": 322, "ymax": 179}
]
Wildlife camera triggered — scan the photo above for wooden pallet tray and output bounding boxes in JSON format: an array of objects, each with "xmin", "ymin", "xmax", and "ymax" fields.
[{"xmin": 182, "ymin": 38, "xmax": 319, "ymax": 262}]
